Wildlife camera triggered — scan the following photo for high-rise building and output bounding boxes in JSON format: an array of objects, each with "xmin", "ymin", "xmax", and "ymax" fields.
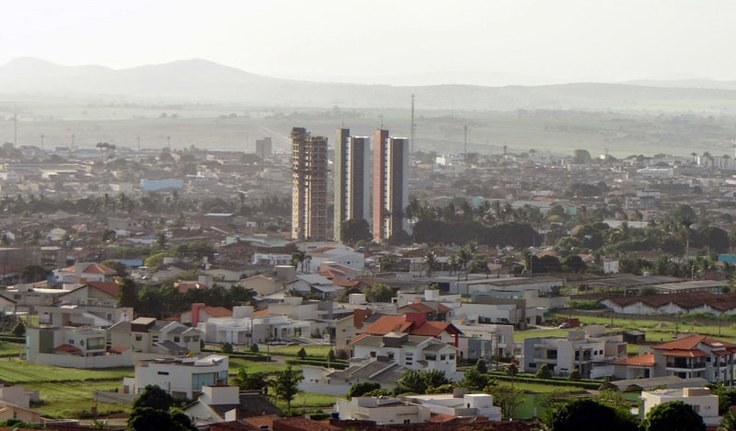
[
  {"xmin": 334, "ymin": 128, "xmax": 370, "ymax": 242},
  {"xmin": 291, "ymin": 127, "xmax": 328, "ymax": 241},
  {"xmin": 372, "ymin": 129, "xmax": 409, "ymax": 242},
  {"xmin": 255, "ymin": 137, "xmax": 272, "ymax": 159}
]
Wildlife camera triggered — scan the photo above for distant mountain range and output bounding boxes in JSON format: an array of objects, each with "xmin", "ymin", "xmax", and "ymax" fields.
[{"xmin": 3, "ymin": 57, "xmax": 736, "ymax": 111}]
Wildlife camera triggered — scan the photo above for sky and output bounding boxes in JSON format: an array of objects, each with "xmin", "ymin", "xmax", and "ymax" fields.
[{"xmin": 1, "ymin": 0, "xmax": 734, "ymax": 85}]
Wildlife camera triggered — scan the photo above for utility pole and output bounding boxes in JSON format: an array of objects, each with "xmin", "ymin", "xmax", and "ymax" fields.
[
  {"xmin": 464, "ymin": 123, "xmax": 468, "ymax": 161},
  {"xmin": 13, "ymin": 112, "xmax": 17, "ymax": 146}
]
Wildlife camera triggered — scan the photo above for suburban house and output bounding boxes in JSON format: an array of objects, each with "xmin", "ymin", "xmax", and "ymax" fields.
[
  {"xmin": 0, "ymin": 400, "xmax": 48, "ymax": 426},
  {"xmin": 641, "ymin": 387, "xmax": 721, "ymax": 427},
  {"xmin": 108, "ymin": 317, "xmax": 202, "ymax": 357},
  {"xmin": 335, "ymin": 396, "xmax": 431, "ymax": 424},
  {"xmin": 358, "ymin": 313, "xmax": 462, "ymax": 349},
  {"xmin": 652, "ymin": 334, "xmax": 736, "ymax": 383},
  {"xmin": 304, "ymin": 243, "xmax": 365, "ymax": 274},
  {"xmin": 334, "ymin": 308, "xmax": 373, "ymax": 356},
  {"xmin": 184, "ymin": 386, "xmax": 280, "ymax": 427},
  {"xmin": 241, "ymin": 266, "xmax": 296, "ymax": 297},
  {"xmin": 122, "ymin": 354, "xmax": 229, "ymax": 399},
  {"xmin": 52, "ymin": 262, "xmax": 117, "ymax": 284},
  {"xmin": 180, "ymin": 303, "xmax": 233, "ymax": 326},
  {"xmin": 454, "ymin": 323, "xmax": 515, "ymax": 361},
  {"xmin": 522, "ymin": 326, "xmax": 627, "ymax": 378},
  {"xmin": 199, "ymin": 312, "xmax": 311, "ymax": 345},
  {"xmin": 351, "ymin": 332, "xmax": 458, "ymax": 375},
  {"xmin": 403, "ymin": 391, "xmax": 502, "ymax": 422},
  {"xmin": 26, "ymin": 325, "xmax": 132, "ymax": 368},
  {"xmin": 37, "ymin": 303, "xmax": 132, "ymax": 328},
  {"xmin": 54, "ymin": 281, "xmax": 121, "ymax": 307}
]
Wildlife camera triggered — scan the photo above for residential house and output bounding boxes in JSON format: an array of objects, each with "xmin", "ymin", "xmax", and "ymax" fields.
[
  {"xmin": 0, "ymin": 400, "xmax": 48, "ymax": 425},
  {"xmin": 180, "ymin": 303, "xmax": 233, "ymax": 326},
  {"xmin": 334, "ymin": 308, "xmax": 373, "ymax": 356},
  {"xmin": 123, "ymin": 354, "xmax": 229, "ymax": 399},
  {"xmin": 184, "ymin": 386, "xmax": 280, "ymax": 427},
  {"xmin": 54, "ymin": 281, "xmax": 120, "ymax": 306},
  {"xmin": 403, "ymin": 391, "xmax": 502, "ymax": 422},
  {"xmin": 652, "ymin": 334, "xmax": 736, "ymax": 383},
  {"xmin": 522, "ymin": 326, "xmax": 627, "ymax": 378},
  {"xmin": 37, "ymin": 303, "xmax": 132, "ymax": 328},
  {"xmin": 26, "ymin": 326, "xmax": 132, "ymax": 368},
  {"xmin": 199, "ymin": 311, "xmax": 311, "ymax": 345},
  {"xmin": 108, "ymin": 317, "xmax": 202, "ymax": 357},
  {"xmin": 359, "ymin": 313, "xmax": 462, "ymax": 349},
  {"xmin": 335, "ymin": 396, "xmax": 431, "ymax": 424},
  {"xmin": 305, "ymin": 244, "xmax": 365, "ymax": 274},
  {"xmin": 52, "ymin": 262, "xmax": 117, "ymax": 284},
  {"xmin": 352, "ymin": 332, "xmax": 458, "ymax": 375},
  {"xmin": 454, "ymin": 323, "xmax": 515, "ymax": 361},
  {"xmin": 641, "ymin": 387, "xmax": 721, "ymax": 427}
]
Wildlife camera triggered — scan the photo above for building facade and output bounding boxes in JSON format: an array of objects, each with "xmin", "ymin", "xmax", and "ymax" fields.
[
  {"xmin": 291, "ymin": 127, "xmax": 329, "ymax": 241},
  {"xmin": 334, "ymin": 128, "xmax": 370, "ymax": 242},
  {"xmin": 372, "ymin": 129, "xmax": 409, "ymax": 242},
  {"xmin": 255, "ymin": 137, "xmax": 272, "ymax": 159}
]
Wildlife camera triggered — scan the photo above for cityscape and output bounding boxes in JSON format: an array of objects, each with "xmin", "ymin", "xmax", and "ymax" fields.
[{"xmin": 1, "ymin": 1, "xmax": 736, "ymax": 431}]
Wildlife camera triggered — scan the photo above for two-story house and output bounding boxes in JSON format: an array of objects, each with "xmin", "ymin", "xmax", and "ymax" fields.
[
  {"xmin": 651, "ymin": 334, "xmax": 736, "ymax": 383},
  {"xmin": 108, "ymin": 317, "xmax": 201, "ymax": 357},
  {"xmin": 352, "ymin": 332, "xmax": 457, "ymax": 375},
  {"xmin": 123, "ymin": 354, "xmax": 229, "ymax": 399}
]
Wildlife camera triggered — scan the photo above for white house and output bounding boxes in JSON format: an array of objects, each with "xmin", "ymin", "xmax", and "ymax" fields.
[
  {"xmin": 641, "ymin": 387, "xmax": 720, "ymax": 427},
  {"xmin": 522, "ymin": 327, "xmax": 627, "ymax": 378},
  {"xmin": 336, "ymin": 396, "xmax": 431, "ymax": 424},
  {"xmin": 108, "ymin": 317, "xmax": 202, "ymax": 357},
  {"xmin": 403, "ymin": 392, "xmax": 502, "ymax": 421},
  {"xmin": 26, "ymin": 326, "xmax": 132, "ymax": 368},
  {"xmin": 184, "ymin": 386, "xmax": 280, "ymax": 427},
  {"xmin": 352, "ymin": 332, "xmax": 458, "ymax": 375},
  {"xmin": 123, "ymin": 355, "xmax": 229, "ymax": 399}
]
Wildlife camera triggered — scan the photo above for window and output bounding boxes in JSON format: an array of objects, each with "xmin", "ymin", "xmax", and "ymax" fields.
[
  {"xmin": 425, "ymin": 354, "xmax": 436, "ymax": 361},
  {"xmin": 157, "ymin": 371, "xmax": 169, "ymax": 375},
  {"xmin": 387, "ymin": 352, "xmax": 395, "ymax": 360},
  {"xmin": 69, "ymin": 340, "xmax": 74, "ymax": 345},
  {"xmin": 152, "ymin": 336, "xmax": 159, "ymax": 343},
  {"xmin": 449, "ymin": 354, "xmax": 455, "ymax": 360},
  {"xmin": 529, "ymin": 362, "xmax": 536, "ymax": 368},
  {"xmin": 135, "ymin": 334, "xmax": 142, "ymax": 341},
  {"xmin": 80, "ymin": 340, "xmax": 85, "ymax": 346},
  {"xmin": 193, "ymin": 336, "xmax": 199, "ymax": 342},
  {"xmin": 370, "ymin": 351, "xmax": 376, "ymax": 358},
  {"xmin": 174, "ymin": 336, "xmax": 180, "ymax": 343},
  {"xmin": 405, "ymin": 353, "xmax": 413, "ymax": 366},
  {"xmin": 403, "ymin": 419, "xmax": 411, "ymax": 424},
  {"xmin": 440, "ymin": 354, "xmax": 446, "ymax": 361}
]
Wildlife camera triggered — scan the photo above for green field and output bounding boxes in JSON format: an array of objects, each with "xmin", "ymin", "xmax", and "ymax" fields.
[
  {"xmin": 513, "ymin": 328, "xmax": 570, "ymax": 343},
  {"xmin": 229, "ymin": 357, "xmax": 292, "ymax": 374},
  {"xmin": 0, "ymin": 360, "xmax": 132, "ymax": 383},
  {"xmin": 265, "ymin": 345, "xmax": 332, "ymax": 358},
  {"xmin": 26, "ymin": 381, "xmax": 129, "ymax": 418},
  {"xmin": 0, "ymin": 341, "xmax": 23, "ymax": 357}
]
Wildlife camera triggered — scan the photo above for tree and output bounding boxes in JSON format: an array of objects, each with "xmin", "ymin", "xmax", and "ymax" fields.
[
  {"xmin": 474, "ymin": 358, "xmax": 488, "ymax": 374},
  {"xmin": 573, "ymin": 149, "xmax": 592, "ymax": 164},
  {"xmin": 422, "ymin": 249, "xmax": 438, "ymax": 277},
  {"xmin": 21, "ymin": 265, "xmax": 48, "ymax": 283},
  {"xmin": 487, "ymin": 383, "xmax": 524, "ymax": 420},
  {"xmin": 458, "ymin": 368, "xmax": 491, "ymax": 390},
  {"xmin": 231, "ymin": 368, "xmax": 268, "ymax": 393},
  {"xmin": 568, "ymin": 370, "xmax": 581, "ymax": 381},
  {"xmin": 396, "ymin": 370, "xmax": 427, "ymax": 394},
  {"xmin": 128, "ymin": 407, "xmax": 196, "ymax": 431},
  {"xmin": 536, "ymin": 364, "xmax": 552, "ymax": 379},
  {"xmin": 644, "ymin": 400, "xmax": 705, "ymax": 431},
  {"xmin": 363, "ymin": 284, "xmax": 395, "ymax": 303},
  {"xmin": 132, "ymin": 385, "xmax": 175, "ymax": 411},
  {"xmin": 297, "ymin": 347, "xmax": 307, "ymax": 359},
  {"xmin": 347, "ymin": 382, "xmax": 382, "ymax": 399},
  {"xmin": 11, "ymin": 320, "xmax": 25, "ymax": 337},
  {"xmin": 549, "ymin": 398, "xmax": 638, "ymax": 431},
  {"xmin": 269, "ymin": 366, "xmax": 303, "ymax": 414},
  {"xmin": 101, "ymin": 259, "xmax": 128, "ymax": 277},
  {"xmin": 341, "ymin": 219, "xmax": 372, "ymax": 244},
  {"xmin": 720, "ymin": 408, "xmax": 736, "ymax": 431},
  {"xmin": 221, "ymin": 342, "xmax": 233, "ymax": 353}
]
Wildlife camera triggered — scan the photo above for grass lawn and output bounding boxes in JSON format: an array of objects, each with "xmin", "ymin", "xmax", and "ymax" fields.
[
  {"xmin": 229, "ymin": 358, "xmax": 292, "ymax": 374},
  {"xmin": 26, "ymin": 381, "xmax": 130, "ymax": 419},
  {"xmin": 266, "ymin": 345, "xmax": 332, "ymax": 358},
  {"xmin": 0, "ymin": 360, "xmax": 132, "ymax": 383},
  {"xmin": 549, "ymin": 312, "xmax": 736, "ymax": 343},
  {"xmin": 513, "ymin": 328, "xmax": 570, "ymax": 343},
  {"xmin": 0, "ymin": 341, "xmax": 23, "ymax": 356},
  {"xmin": 274, "ymin": 392, "xmax": 338, "ymax": 414}
]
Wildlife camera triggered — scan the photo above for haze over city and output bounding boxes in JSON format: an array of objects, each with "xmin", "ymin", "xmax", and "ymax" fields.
[
  {"xmin": 3, "ymin": 0, "xmax": 736, "ymax": 85},
  {"xmin": 0, "ymin": 2, "xmax": 736, "ymax": 431}
]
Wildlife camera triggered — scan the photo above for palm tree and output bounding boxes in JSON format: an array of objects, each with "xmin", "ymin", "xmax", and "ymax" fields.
[
  {"xmin": 290, "ymin": 251, "xmax": 306, "ymax": 270},
  {"xmin": 422, "ymin": 250, "xmax": 438, "ymax": 277},
  {"xmin": 447, "ymin": 254, "xmax": 459, "ymax": 276}
]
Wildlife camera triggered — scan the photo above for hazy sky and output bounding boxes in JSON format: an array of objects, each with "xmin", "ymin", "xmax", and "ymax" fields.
[{"xmin": 1, "ymin": 0, "xmax": 733, "ymax": 85}]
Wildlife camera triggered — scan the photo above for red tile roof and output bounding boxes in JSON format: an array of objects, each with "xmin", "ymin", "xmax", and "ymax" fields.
[
  {"xmin": 613, "ymin": 353, "xmax": 656, "ymax": 367},
  {"xmin": 362, "ymin": 316, "xmax": 413, "ymax": 335},
  {"xmin": 411, "ymin": 321, "xmax": 456, "ymax": 337},
  {"xmin": 203, "ymin": 306, "xmax": 233, "ymax": 318},
  {"xmin": 81, "ymin": 262, "xmax": 117, "ymax": 275},
  {"xmin": 663, "ymin": 349, "xmax": 708, "ymax": 358},
  {"xmin": 653, "ymin": 335, "xmax": 707, "ymax": 351},
  {"xmin": 54, "ymin": 344, "xmax": 81, "ymax": 354},
  {"xmin": 87, "ymin": 281, "xmax": 120, "ymax": 298}
]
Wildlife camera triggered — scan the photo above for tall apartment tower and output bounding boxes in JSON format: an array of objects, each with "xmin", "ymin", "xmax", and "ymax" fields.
[
  {"xmin": 291, "ymin": 127, "xmax": 328, "ymax": 241},
  {"xmin": 255, "ymin": 137, "xmax": 272, "ymax": 159},
  {"xmin": 372, "ymin": 129, "xmax": 409, "ymax": 242},
  {"xmin": 334, "ymin": 128, "xmax": 370, "ymax": 241}
]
